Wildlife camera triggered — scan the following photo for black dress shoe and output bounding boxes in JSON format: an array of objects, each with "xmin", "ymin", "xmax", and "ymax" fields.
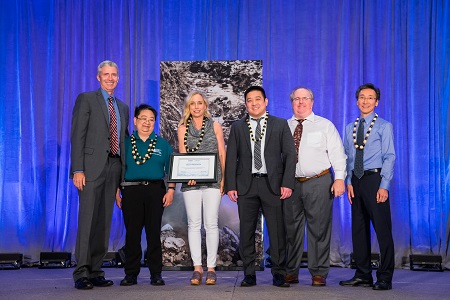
[
  {"xmin": 373, "ymin": 281, "xmax": 392, "ymax": 290},
  {"xmin": 241, "ymin": 275, "xmax": 257, "ymax": 287},
  {"xmin": 339, "ymin": 277, "xmax": 373, "ymax": 287},
  {"xmin": 89, "ymin": 276, "xmax": 114, "ymax": 287},
  {"xmin": 74, "ymin": 277, "xmax": 93, "ymax": 290},
  {"xmin": 120, "ymin": 275, "xmax": 137, "ymax": 286},
  {"xmin": 273, "ymin": 273, "xmax": 290, "ymax": 287},
  {"xmin": 150, "ymin": 273, "xmax": 165, "ymax": 286}
]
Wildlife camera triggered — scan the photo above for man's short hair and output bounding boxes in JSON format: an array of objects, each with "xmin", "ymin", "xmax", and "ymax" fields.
[
  {"xmin": 289, "ymin": 87, "xmax": 314, "ymax": 102},
  {"xmin": 244, "ymin": 86, "xmax": 266, "ymax": 100},
  {"xmin": 134, "ymin": 104, "xmax": 157, "ymax": 119},
  {"xmin": 356, "ymin": 83, "xmax": 380, "ymax": 100},
  {"xmin": 97, "ymin": 60, "xmax": 119, "ymax": 76}
]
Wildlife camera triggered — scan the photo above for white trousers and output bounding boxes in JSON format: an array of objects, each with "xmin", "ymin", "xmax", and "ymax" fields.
[{"xmin": 182, "ymin": 188, "xmax": 221, "ymax": 268}]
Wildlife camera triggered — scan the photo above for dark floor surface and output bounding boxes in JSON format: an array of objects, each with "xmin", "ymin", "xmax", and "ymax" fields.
[{"xmin": 0, "ymin": 266, "xmax": 449, "ymax": 300}]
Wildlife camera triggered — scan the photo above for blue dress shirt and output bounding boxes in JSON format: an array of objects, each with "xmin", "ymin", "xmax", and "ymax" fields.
[{"xmin": 344, "ymin": 112, "xmax": 396, "ymax": 190}]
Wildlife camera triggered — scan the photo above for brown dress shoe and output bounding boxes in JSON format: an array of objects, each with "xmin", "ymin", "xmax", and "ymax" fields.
[
  {"xmin": 312, "ymin": 275, "xmax": 326, "ymax": 286},
  {"xmin": 285, "ymin": 274, "xmax": 299, "ymax": 284}
]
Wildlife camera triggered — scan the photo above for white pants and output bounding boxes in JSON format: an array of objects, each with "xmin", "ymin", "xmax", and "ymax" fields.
[{"xmin": 182, "ymin": 188, "xmax": 221, "ymax": 268}]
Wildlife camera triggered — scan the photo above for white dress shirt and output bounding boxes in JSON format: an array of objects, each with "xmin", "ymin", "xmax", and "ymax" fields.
[{"xmin": 288, "ymin": 112, "xmax": 347, "ymax": 180}]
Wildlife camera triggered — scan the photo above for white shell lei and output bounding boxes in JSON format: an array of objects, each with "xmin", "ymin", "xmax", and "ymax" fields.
[
  {"xmin": 353, "ymin": 113, "xmax": 378, "ymax": 150},
  {"xmin": 246, "ymin": 112, "xmax": 269, "ymax": 142},
  {"xmin": 131, "ymin": 134, "xmax": 158, "ymax": 165}
]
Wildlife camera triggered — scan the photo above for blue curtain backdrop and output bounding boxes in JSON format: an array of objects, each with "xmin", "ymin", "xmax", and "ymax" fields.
[{"xmin": 0, "ymin": 0, "xmax": 449, "ymax": 268}]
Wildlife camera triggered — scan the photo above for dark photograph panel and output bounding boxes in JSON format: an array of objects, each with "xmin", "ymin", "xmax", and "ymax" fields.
[{"xmin": 159, "ymin": 60, "xmax": 264, "ymax": 269}]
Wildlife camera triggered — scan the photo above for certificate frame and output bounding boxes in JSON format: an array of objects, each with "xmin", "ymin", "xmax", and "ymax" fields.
[{"xmin": 168, "ymin": 153, "xmax": 218, "ymax": 183}]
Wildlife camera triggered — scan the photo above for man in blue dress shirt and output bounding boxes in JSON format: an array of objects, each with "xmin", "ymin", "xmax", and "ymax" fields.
[{"xmin": 339, "ymin": 83, "xmax": 396, "ymax": 291}]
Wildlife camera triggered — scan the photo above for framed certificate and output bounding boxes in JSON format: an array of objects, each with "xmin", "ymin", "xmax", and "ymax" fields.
[{"xmin": 168, "ymin": 153, "xmax": 218, "ymax": 183}]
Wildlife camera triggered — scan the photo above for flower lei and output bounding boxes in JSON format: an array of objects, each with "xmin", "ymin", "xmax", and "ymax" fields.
[
  {"xmin": 353, "ymin": 113, "xmax": 378, "ymax": 149},
  {"xmin": 184, "ymin": 116, "xmax": 206, "ymax": 153},
  {"xmin": 246, "ymin": 112, "xmax": 269, "ymax": 142},
  {"xmin": 131, "ymin": 133, "xmax": 158, "ymax": 165}
]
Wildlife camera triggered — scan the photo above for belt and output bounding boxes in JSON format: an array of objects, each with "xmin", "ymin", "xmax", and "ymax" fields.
[
  {"xmin": 120, "ymin": 180, "xmax": 162, "ymax": 187},
  {"xmin": 252, "ymin": 173, "xmax": 268, "ymax": 178},
  {"xmin": 108, "ymin": 153, "xmax": 120, "ymax": 158},
  {"xmin": 353, "ymin": 168, "xmax": 382, "ymax": 177},
  {"xmin": 296, "ymin": 168, "xmax": 330, "ymax": 183}
]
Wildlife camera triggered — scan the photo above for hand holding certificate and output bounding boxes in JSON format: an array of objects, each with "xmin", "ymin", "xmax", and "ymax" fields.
[{"xmin": 168, "ymin": 153, "xmax": 218, "ymax": 183}]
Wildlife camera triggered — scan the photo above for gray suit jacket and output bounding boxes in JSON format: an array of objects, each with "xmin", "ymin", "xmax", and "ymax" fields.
[
  {"xmin": 224, "ymin": 114, "xmax": 296, "ymax": 195},
  {"xmin": 70, "ymin": 89, "xmax": 129, "ymax": 181}
]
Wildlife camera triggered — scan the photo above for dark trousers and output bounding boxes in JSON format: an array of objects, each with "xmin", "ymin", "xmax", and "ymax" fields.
[
  {"xmin": 121, "ymin": 181, "xmax": 165, "ymax": 276},
  {"xmin": 73, "ymin": 156, "xmax": 121, "ymax": 281},
  {"xmin": 351, "ymin": 173, "xmax": 394, "ymax": 282},
  {"xmin": 238, "ymin": 177, "xmax": 286, "ymax": 276}
]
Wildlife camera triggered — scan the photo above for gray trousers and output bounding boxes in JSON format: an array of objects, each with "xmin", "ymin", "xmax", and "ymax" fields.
[
  {"xmin": 73, "ymin": 156, "xmax": 121, "ymax": 281},
  {"xmin": 284, "ymin": 173, "xmax": 333, "ymax": 277}
]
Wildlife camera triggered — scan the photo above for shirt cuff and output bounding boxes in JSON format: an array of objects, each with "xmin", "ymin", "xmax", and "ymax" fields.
[
  {"xmin": 333, "ymin": 171, "xmax": 346, "ymax": 181},
  {"xmin": 379, "ymin": 178, "xmax": 390, "ymax": 191}
]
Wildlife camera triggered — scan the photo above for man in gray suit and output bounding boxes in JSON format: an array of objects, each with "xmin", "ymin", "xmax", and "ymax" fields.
[
  {"xmin": 70, "ymin": 60, "xmax": 129, "ymax": 290},
  {"xmin": 225, "ymin": 86, "xmax": 296, "ymax": 287}
]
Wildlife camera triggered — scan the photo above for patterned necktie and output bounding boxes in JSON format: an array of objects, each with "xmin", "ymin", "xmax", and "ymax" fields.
[
  {"xmin": 253, "ymin": 118, "xmax": 262, "ymax": 170},
  {"xmin": 353, "ymin": 119, "xmax": 365, "ymax": 179},
  {"xmin": 293, "ymin": 119, "xmax": 305, "ymax": 162},
  {"xmin": 108, "ymin": 96, "xmax": 119, "ymax": 155}
]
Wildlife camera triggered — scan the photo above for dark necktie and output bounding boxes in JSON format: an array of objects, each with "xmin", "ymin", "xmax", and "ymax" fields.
[
  {"xmin": 253, "ymin": 118, "xmax": 262, "ymax": 170},
  {"xmin": 353, "ymin": 119, "xmax": 365, "ymax": 179},
  {"xmin": 108, "ymin": 96, "xmax": 119, "ymax": 155},
  {"xmin": 293, "ymin": 119, "xmax": 305, "ymax": 162}
]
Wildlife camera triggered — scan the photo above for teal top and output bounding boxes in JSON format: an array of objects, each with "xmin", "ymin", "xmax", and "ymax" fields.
[{"xmin": 124, "ymin": 130, "xmax": 173, "ymax": 181}]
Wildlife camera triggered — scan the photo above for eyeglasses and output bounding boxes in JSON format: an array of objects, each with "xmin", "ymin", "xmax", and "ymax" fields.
[
  {"xmin": 358, "ymin": 96, "xmax": 377, "ymax": 101},
  {"xmin": 292, "ymin": 97, "xmax": 311, "ymax": 102},
  {"xmin": 137, "ymin": 117, "xmax": 155, "ymax": 123}
]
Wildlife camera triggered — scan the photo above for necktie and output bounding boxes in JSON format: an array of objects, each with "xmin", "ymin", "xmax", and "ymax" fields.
[
  {"xmin": 293, "ymin": 119, "xmax": 305, "ymax": 162},
  {"xmin": 353, "ymin": 119, "xmax": 365, "ymax": 179},
  {"xmin": 253, "ymin": 118, "xmax": 262, "ymax": 170},
  {"xmin": 108, "ymin": 96, "xmax": 119, "ymax": 155}
]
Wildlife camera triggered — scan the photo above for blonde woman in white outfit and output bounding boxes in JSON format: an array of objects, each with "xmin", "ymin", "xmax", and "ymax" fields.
[{"xmin": 177, "ymin": 91, "xmax": 226, "ymax": 285}]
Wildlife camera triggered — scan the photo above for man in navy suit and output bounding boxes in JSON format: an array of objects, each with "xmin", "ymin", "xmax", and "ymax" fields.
[
  {"xmin": 225, "ymin": 86, "xmax": 296, "ymax": 287},
  {"xmin": 70, "ymin": 60, "xmax": 129, "ymax": 290}
]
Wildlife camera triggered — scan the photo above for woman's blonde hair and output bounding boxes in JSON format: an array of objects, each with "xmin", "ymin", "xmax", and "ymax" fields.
[{"xmin": 178, "ymin": 90, "xmax": 212, "ymax": 126}]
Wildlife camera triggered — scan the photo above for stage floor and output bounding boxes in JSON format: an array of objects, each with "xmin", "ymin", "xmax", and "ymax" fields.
[{"xmin": 0, "ymin": 266, "xmax": 449, "ymax": 300}]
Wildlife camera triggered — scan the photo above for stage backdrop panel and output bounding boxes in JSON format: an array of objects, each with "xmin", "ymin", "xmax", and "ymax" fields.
[{"xmin": 159, "ymin": 60, "xmax": 263, "ymax": 269}]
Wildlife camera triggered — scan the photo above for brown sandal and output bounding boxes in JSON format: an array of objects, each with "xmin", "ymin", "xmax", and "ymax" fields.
[
  {"xmin": 205, "ymin": 271, "xmax": 217, "ymax": 285},
  {"xmin": 190, "ymin": 271, "xmax": 202, "ymax": 285}
]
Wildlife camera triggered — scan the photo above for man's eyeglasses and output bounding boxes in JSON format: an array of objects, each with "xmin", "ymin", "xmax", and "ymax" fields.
[
  {"xmin": 358, "ymin": 96, "xmax": 377, "ymax": 101},
  {"xmin": 137, "ymin": 117, "xmax": 154, "ymax": 123},
  {"xmin": 293, "ymin": 97, "xmax": 311, "ymax": 102}
]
